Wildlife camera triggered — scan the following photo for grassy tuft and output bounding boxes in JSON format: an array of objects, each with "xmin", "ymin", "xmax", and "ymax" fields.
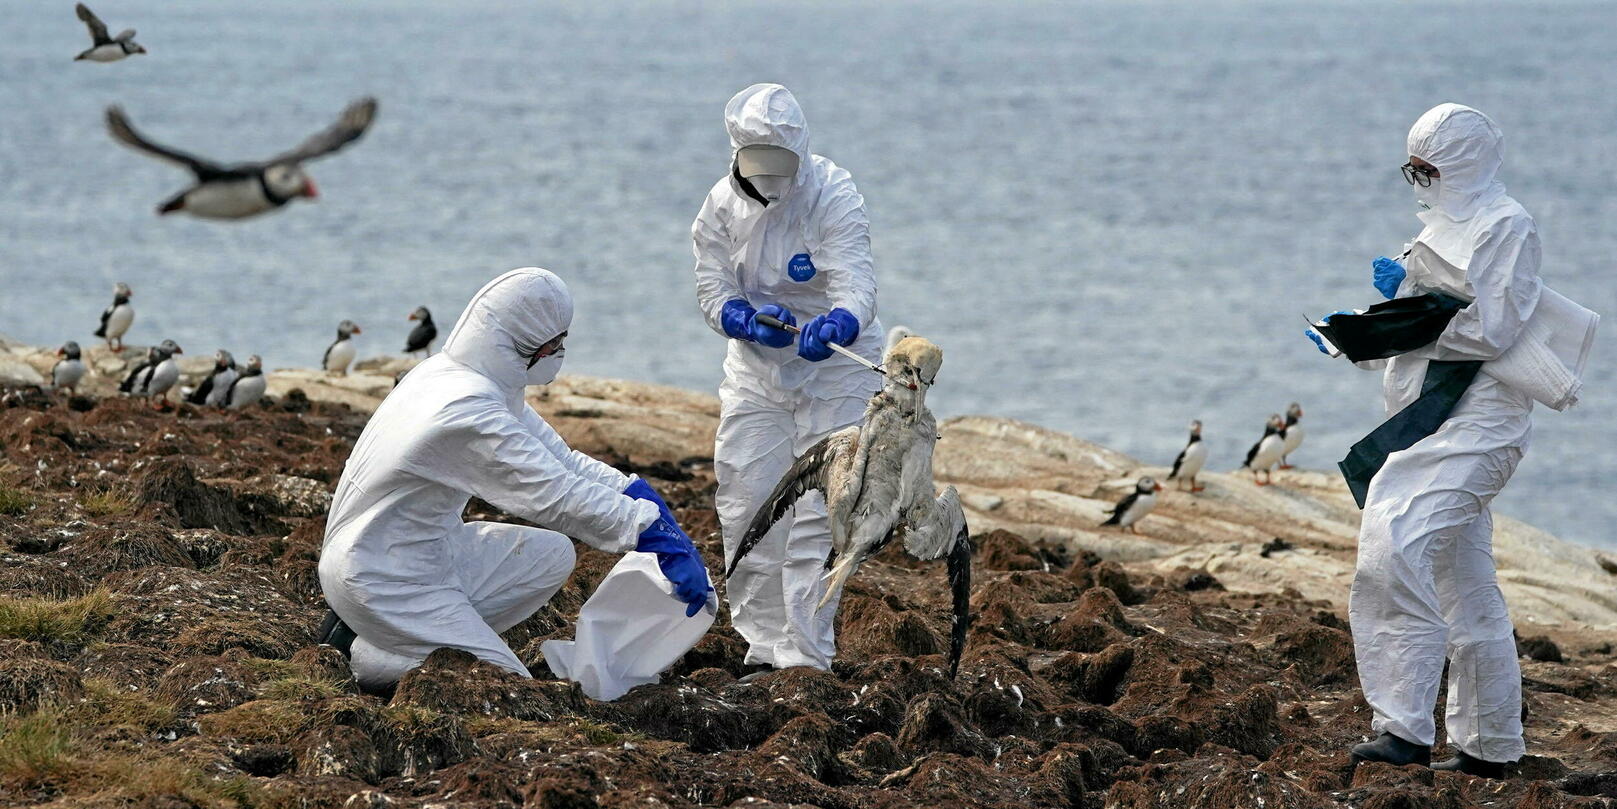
[
  {"xmin": 86, "ymin": 755, "xmax": 262, "ymax": 808},
  {"xmin": 572, "ymin": 717, "xmax": 644, "ymax": 746},
  {"xmin": 0, "ymin": 589, "xmax": 116, "ymax": 647},
  {"xmin": 0, "ymin": 708, "xmax": 76, "ymax": 789},
  {"xmin": 79, "ymin": 490, "xmax": 136, "ymax": 518},
  {"xmin": 0, "ymin": 484, "xmax": 33, "ymax": 516},
  {"xmin": 197, "ymin": 700, "xmax": 311, "ymax": 745},
  {"xmin": 71, "ymin": 679, "xmax": 179, "ymax": 733},
  {"xmin": 261, "ymin": 675, "xmax": 345, "ymax": 702}
]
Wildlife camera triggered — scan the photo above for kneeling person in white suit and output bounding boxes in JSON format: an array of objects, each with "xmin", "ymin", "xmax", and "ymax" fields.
[{"xmin": 317, "ymin": 268, "xmax": 711, "ymax": 690}]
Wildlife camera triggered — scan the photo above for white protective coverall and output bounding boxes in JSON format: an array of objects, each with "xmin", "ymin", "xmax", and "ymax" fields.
[
  {"xmin": 692, "ymin": 84, "xmax": 882, "ymax": 669},
  {"xmin": 1349, "ymin": 104, "xmax": 1540, "ymax": 762},
  {"xmin": 319, "ymin": 268, "xmax": 659, "ymax": 690}
]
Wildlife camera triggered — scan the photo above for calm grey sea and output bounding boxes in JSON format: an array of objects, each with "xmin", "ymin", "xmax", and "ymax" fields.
[{"xmin": 3, "ymin": 1, "xmax": 1614, "ymax": 548}]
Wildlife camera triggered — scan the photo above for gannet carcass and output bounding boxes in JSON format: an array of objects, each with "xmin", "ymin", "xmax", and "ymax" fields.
[{"xmin": 724, "ymin": 335, "xmax": 972, "ymax": 676}]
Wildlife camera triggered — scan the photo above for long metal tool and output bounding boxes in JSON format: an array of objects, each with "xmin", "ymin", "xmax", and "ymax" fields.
[{"xmin": 754, "ymin": 312, "xmax": 886, "ymax": 375}]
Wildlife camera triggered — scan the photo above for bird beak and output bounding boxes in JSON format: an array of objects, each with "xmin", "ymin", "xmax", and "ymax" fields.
[
  {"xmin": 408, "ymin": 312, "xmax": 418, "ymax": 321},
  {"xmin": 351, "ymin": 325, "xmax": 361, "ymax": 334},
  {"xmin": 303, "ymin": 178, "xmax": 319, "ymax": 199},
  {"xmin": 174, "ymin": 347, "xmax": 184, "ymax": 354},
  {"xmin": 56, "ymin": 348, "xmax": 65, "ymax": 357},
  {"xmin": 1154, "ymin": 483, "xmax": 1164, "ymax": 492}
]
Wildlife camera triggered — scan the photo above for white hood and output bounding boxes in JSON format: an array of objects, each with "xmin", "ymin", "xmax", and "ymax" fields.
[
  {"xmin": 1407, "ymin": 103, "xmax": 1507, "ymax": 222},
  {"xmin": 443, "ymin": 268, "xmax": 572, "ymax": 395},
  {"xmin": 726, "ymin": 83, "xmax": 818, "ymax": 197}
]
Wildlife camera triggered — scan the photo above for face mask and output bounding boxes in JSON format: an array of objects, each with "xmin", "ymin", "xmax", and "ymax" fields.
[
  {"xmin": 526, "ymin": 350, "xmax": 564, "ymax": 386},
  {"xmin": 748, "ymin": 174, "xmax": 791, "ymax": 203},
  {"xmin": 1414, "ymin": 177, "xmax": 1441, "ymax": 212}
]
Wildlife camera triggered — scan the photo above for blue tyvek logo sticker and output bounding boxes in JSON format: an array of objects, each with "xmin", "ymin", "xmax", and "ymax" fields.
[{"xmin": 787, "ymin": 253, "xmax": 816, "ymax": 282}]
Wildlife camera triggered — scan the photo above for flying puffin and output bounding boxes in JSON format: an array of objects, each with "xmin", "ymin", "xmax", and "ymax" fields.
[
  {"xmin": 74, "ymin": 4, "xmax": 145, "ymax": 62},
  {"xmin": 104, "ymin": 97, "xmax": 377, "ymax": 219},
  {"xmin": 1241, "ymin": 413, "xmax": 1287, "ymax": 485},
  {"xmin": 94, "ymin": 282, "xmax": 134, "ymax": 352},
  {"xmin": 1279, "ymin": 402, "xmax": 1305, "ymax": 469},
  {"xmin": 52, "ymin": 342, "xmax": 87, "ymax": 393},
  {"xmin": 186, "ymin": 349, "xmax": 238, "ymax": 407},
  {"xmin": 323, "ymin": 320, "xmax": 361, "ymax": 375},
  {"xmin": 119, "ymin": 339, "xmax": 182, "ymax": 408},
  {"xmin": 726, "ymin": 335, "xmax": 972, "ymax": 676},
  {"xmin": 224, "ymin": 356, "xmax": 266, "ymax": 409},
  {"xmin": 404, "ymin": 307, "xmax": 437, "ymax": 356},
  {"xmin": 1167, "ymin": 420, "xmax": 1208, "ymax": 492},
  {"xmin": 1101, "ymin": 476, "xmax": 1162, "ymax": 533}
]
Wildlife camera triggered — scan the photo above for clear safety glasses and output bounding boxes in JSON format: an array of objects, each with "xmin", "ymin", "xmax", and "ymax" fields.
[{"xmin": 1401, "ymin": 162, "xmax": 1437, "ymax": 187}]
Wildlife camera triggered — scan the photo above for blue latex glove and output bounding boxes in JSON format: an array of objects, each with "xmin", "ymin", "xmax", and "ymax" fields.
[
  {"xmin": 1372, "ymin": 256, "xmax": 1406, "ymax": 300},
  {"xmin": 1304, "ymin": 310, "xmax": 1355, "ymax": 355},
  {"xmin": 636, "ymin": 517, "xmax": 712, "ymax": 617},
  {"xmin": 749, "ymin": 304, "xmax": 796, "ymax": 348},
  {"xmin": 797, "ymin": 308, "xmax": 861, "ymax": 362},
  {"xmin": 720, "ymin": 299, "xmax": 756, "ymax": 341},
  {"xmin": 624, "ymin": 477, "xmax": 677, "ymax": 525}
]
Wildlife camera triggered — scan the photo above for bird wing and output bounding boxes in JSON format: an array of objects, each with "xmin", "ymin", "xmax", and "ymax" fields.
[
  {"xmin": 405, "ymin": 321, "xmax": 435, "ymax": 352},
  {"xmin": 945, "ymin": 521, "xmax": 973, "ymax": 678},
  {"xmin": 321, "ymin": 339, "xmax": 336, "ymax": 369},
  {"xmin": 725, "ymin": 428, "xmax": 858, "ymax": 579},
  {"xmin": 1101, "ymin": 491, "xmax": 1138, "ymax": 525},
  {"xmin": 1169, "ymin": 447, "xmax": 1187, "ymax": 479},
  {"xmin": 76, "ymin": 4, "xmax": 110, "ymax": 45},
  {"xmin": 113, "ymin": 28, "xmax": 136, "ymax": 42},
  {"xmin": 1242, "ymin": 437, "xmax": 1262, "ymax": 468},
  {"xmin": 188, "ymin": 372, "xmax": 215, "ymax": 405},
  {"xmin": 95, "ymin": 303, "xmax": 113, "ymax": 337},
  {"xmin": 120, "ymin": 358, "xmax": 153, "ymax": 393},
  {"xmin": 266, "ymin": 97, "xmax": 378, "ymax": 166},
  {"xmin": 106, "ymin": 107, "xmax": 228, "ymax": 178}
]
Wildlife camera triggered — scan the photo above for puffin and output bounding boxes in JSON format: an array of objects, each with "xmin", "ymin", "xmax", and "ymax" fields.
[
  {"xmin": 224, "ymin": 356, "xmax": 266, "ymax": 409},
  {"xmin": 323, "ymin": 320, "xmax": 361, "ymax": 375},
  {"xmin": 404, "ymin": 306, "xmax": 437, "ymax": 356},
  {"xmin": 119, "ymin": 339, "xmax": 182, "ymax": 407},
  {"xmin": 1167, "ymin": 420, "xmax": 1208, "ymax": 492},
  {"xmin": 1241, "ymin": 414, "xmax": 1287, "ymax": 485},
  {"xmin": 885, "ymin": 324, "xmax": 917, "ymax": 356},
  {"xmin": 74, "ymin": 4, "xmax": 145, "ymax": 62},
  {"xmin": 186, "ymin": 349, "xmax": 238, "ymax": 407},
  {"xmin": 1279, "ymin": 402, "xmax": 1305, "ymax": 469},
  {"xmin": 1101, "ymin": 477, "xmax": 1162, "ymax": 533},
  {"xmin": 104, "ymin": 97, "xmax": 377, "ymax": 219},
  {"xmin": 52, "ymin": 342, "xmax": 87, "ymax": 393},
  {"xmin": 726, "ymin": 335, "xmax": 972, "ymax": 677},
  {"xmin": 94, "ymin": 282, "xmax": 134, "ymax": 352}
]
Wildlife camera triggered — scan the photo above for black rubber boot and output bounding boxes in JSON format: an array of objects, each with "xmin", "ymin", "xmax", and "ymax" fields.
[
  {"xmin": 316, "ymin": 609, "xmax": 357, "ymax": 659},
  {"xmin": 1432, "ymin": 750, "xmax": 1507, "ymax": 778},
  {"xmin": 1351, "ymin": 732, "xmax": 1431, "ymax": 768}
]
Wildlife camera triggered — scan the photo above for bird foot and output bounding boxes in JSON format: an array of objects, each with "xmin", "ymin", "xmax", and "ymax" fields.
[
  {"xmin": 1278, "ymin": 464, "xmax": 1294, "ymax": 470},
  {"xmin": 1191, "ymin": 486, "xmax": 1205, "ymax": 493},
  {"xmin": 1254, "ymin": 480, "xmax": 1269, "ymax": 486}
]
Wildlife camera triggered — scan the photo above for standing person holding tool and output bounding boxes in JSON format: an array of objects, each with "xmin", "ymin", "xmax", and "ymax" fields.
[
  {"xmin": 1308, "ymin": 104, "xmax": 1593, "ymax": 778},
  {"xmin": 317, "ymin": 268, "xmax": 712, "ymax": 692},
  {"xmin": 692, "ymin": 83, "xmax": 883, "ymax": 673}
]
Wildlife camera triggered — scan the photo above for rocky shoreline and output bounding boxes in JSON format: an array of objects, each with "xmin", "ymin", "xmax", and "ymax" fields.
[{"xmin": 2, "ymin": 338, "xmax": 1616, "ymax": 808}]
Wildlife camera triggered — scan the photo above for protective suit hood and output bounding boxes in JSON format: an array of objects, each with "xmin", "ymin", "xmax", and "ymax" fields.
[
  {"xmin": 443, "ymin": 268, "xmax": 572, "ymax": 396},
  {"xmin": 1407, "ymin": 104, "xmax": 1506, "ymax": 222},
  {"xmin": 726, "ymin": 84, "xmax": 816, "ymax": 198}
]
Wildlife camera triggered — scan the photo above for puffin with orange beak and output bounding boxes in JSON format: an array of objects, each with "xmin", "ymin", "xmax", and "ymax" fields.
[
  {"xmin": 104, "ymin": 97, "xmax": 376, "ymax": 220},
  {"xmin": 52, "ymin": 342, "xmax": 87, "ymax": 393},
  {"xmin": 1101, "ymin": 477, "xmax": 1163, "ymax": 534},
  {"xmin": 323, "ymin": 320, "xmax": 361, "ymax": 375},
  {"xmin": 404, "ymin": 306, "xmax": 437, "ymax": 357},
  {"xmin": 119, "ymin": 340, "xmax": 182, "ymax": 409}
]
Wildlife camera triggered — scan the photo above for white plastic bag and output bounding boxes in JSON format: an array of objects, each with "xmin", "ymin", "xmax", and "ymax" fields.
[{"xmin": 542, "ymin": 551, "xmax": 715, "ymax": 701}]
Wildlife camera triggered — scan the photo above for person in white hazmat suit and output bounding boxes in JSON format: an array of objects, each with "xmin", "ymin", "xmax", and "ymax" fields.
[
  {"xmin": 1341, "ymin": 105, "xmax": 1542, "ymax": 777},
  {"xmin": 317, "ymin": 268, "xmax": 712, "ymax": 691},
  {"xmin": 692, "ymin": 83, "xmax": 882, "ymax": 671}
]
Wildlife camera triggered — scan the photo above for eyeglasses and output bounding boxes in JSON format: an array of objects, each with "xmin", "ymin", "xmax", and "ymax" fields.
[{"xmin": 1401, "ymin": 162, "xmax": 1438, "ymax": 188}]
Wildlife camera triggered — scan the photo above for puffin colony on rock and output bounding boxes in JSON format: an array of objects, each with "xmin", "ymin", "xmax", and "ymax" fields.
[
  {"xmin": 725, "ymin": 335, "xmax": 973, "ymax": 676},
  {"xmin": 105, "ymin": 97, "xmax": 377, "ymax": 219}
]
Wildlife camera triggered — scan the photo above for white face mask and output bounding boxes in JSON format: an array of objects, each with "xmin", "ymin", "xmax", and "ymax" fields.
[
  {"xmin": 526, "ymin": 350, "xmax": 564, "ymax": 386},
  {"xmin": 748, "ymin": 174, "xmax": 791, "ymax": 203},
  {"xmin": 1414, "ymin": 177, "xmax": 1441, "ymax": 212}
]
